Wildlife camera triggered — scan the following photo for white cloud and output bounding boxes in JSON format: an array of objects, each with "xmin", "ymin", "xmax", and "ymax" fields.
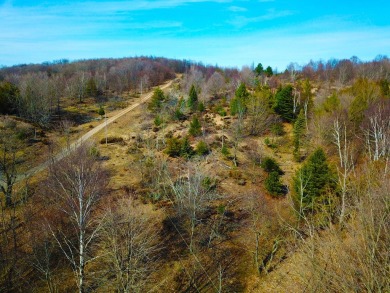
[
  {"xmin": 228, "ymin": 6, "xmax": 247, "ymax": 12},
  {"xmin": 228, "ymin": 9, "xmax": 294, "ymax": 28}
]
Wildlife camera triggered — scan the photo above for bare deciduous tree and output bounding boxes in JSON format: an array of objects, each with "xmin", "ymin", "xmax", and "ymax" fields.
[
  {"xmin": 46, "ymin": 144, "xmax": 108, "ymax": 293},
  {"xmin": 99, "ymin": 198, "xmax": 160, "ymax": 293},
  {"xmin": 246, "ymin": 90, "xmax": 271, "ymax": 136},
  {"xmin": 167, "ymin": 163, "xmax": 218, "ymax": 253}
]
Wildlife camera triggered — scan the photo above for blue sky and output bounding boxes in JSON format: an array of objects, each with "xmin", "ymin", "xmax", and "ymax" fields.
[{"xmin": 1, "ymin": 0, "xmax": 389, "ymax": 70}]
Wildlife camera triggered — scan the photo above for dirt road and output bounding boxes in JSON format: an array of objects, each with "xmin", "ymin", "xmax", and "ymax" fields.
[{"xmin": 20, "ymin": 80, "xmax": 173, "ymax": 180}]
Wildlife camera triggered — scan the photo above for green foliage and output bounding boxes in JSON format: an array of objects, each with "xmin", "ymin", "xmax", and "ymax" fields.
[
  {"xmin": 89, "ymin": 146, "xmax": 100, "ymax": 158},
  {"xmin": 197, "ymin": 101, "xmax": 205, "ymax": 112},
  {"xmin": 265, "ymin": 171, "xmax": 284, "ymax": 197},
  {"xmin": 180, "ymin": 136, "xmax": 194, "ymax": 158},
  {"xmin": 221, "ymin": 144, "xmax": 230, "ymax": 157},
  {"xmin": 0, "ymin": 81, "xmax": 19, "ymax": 114},
  {"xmin": 254, "ymin": 63, "xmax": 264, "ymax": 76},
  {"xmin": 349, "ymin": 78, "xmax": 379, "ymax": 125},
  {"xmin": 16, "ymin": 127, "xmax": 33, "ymax": 140},
  {"xmin": 148, "ymin": 87, "xmax": 165, "ymax": 112},
  {"xmin": 189, "ymin": 116, "xmax": 202, "ymax": 136},
  {"xmin": 165, "ymin": 136, "xmax": 194, "ymax": 158},
  {"xmin": 379, "ymin": 79, "xmax": 389, "ymax": 98},
  {"xmin": 264, "ymin": 137, "xmax": 277, "ymax": 149},
  {"xmin": 86, "ymin": 78, "xmax": 98, "ymax": 97},
  {"xmin": 261, "ymin": 157, "xmax": 283, "ymax": 174},
  {"xmin": 154, "ymin": 115, "xmax": 163, "ymax": 127},
  {"xmin": 214, "ymin": 104, "xmax": 227, "ymax": 116},
  {"xmin": 293, "ymin": 109, "xmax": 306, "ymax": 161},
  {"xmin": 274, "ymin": 85, "xmax": 295, "ymax": 122},
  {"xmin": 235, "ymin": 83, "xmax": 249, "ymax": 99},
  {"xmin": 165, "ymin": 137, "xmax": 182, "ymax": 157},
  {"xmin": 230, "ymin": 83, "xmax": 249, "ymax": 116},
  {"xmin": 270, "ymin": 122, "xmax": 285, "ymax": 136},
  {"xmin": 98, "ymin": 105, "xmax": 105, "ymax": 117},
  {"xmin": 195, "ymin": 140, "xmax": 210, "ymax": 156},
  {"xmin": 293, "ymin": 148, "xmax": 337, "ymax": 216},
  {"xmin": 322, "ymin": 93, "xmax": 340, "ymax": 113},
  {"xmin": 265, "ymin": 66, "xmax": 273, "ymax": 77},
  {"xmin": 173, "ymin": 108, "xmax": 185, "ymax": 121},
  {"xmin": 188, "ymin": 84, "xmax": 198, "ymax": 111},
  {"xmin": 202, "ymin": 176, "xmax": 217, "ymax": 190}
]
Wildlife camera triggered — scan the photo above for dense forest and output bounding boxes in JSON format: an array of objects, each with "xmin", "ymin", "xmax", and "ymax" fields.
[{"xmin": 0, "ymin": 55, "xmax": 389, "ymax": 292}]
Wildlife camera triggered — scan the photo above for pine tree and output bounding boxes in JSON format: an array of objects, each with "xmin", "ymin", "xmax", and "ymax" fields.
[
  {"xmin": 195, "ymin": 140, "xmax": 209, "ymax": 156},
  {"xmin": 189, "ymin": 116, "xmax": 202, "ymax": 136},
  {"xmin": 235, "ymin": 83, "xmax": 249, "ymax": 99},
  {"xmin": 254, "ymin": 63, "xmax": 264, "ymax": 76},
  {"xmin": 165, "ymin": 137, "xmax": 182, "ymax": 157},
  {"xmin": 261, "ymin": 157, "xmax": 283, "ymax": 174},
  {"xmin": 265, "ymin": 66, "xmax": 273, "ymax": 77},
  {"xmin": 180, "ymin": 136, "xmax": 194, "ymax": 158},
  {"xmin": 188, "ymin": 84, "xmax": 198, "ymax": 111},
  {"xmin": 230, "ymin": 83, "xmax": 249, "ymax": 116},
  {"xmin": 98, "ymin": 105, "xmax": 105, "ymax": 118},
  {"xmin": 148, "ymin": 87, "xmax": 165, "ymax": 112},
  {"xmin": 293, "ymin": 148, "xmax": 336, "ymax": 215},
  {"xmin": 274, "ymin": 85, "xmax": 295, "ymax": 122},
  {"xmin": 265, "ymin": 171, "xmax": 284, "ymax": 197}
]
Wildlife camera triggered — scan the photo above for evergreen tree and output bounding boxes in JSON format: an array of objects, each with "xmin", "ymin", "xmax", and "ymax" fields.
[
  {"xmin": 235, "ymin": 82, "xmax": 249, "ymax": 99},
  {"xmin": 293, "ymin": 109, "xmax": 306, "ymax": 161},
  {"xmin": 195, "ymin": 140, "xmax": 210, "ymax": 156},
  {"xmin": 261, "ymin": 157, "xmax": 283, "ymax": 174},
  {"xmin": 274, "ymin": 85, "xmax": 295, "ymax": 122},
  {"xmin": 265, "ymin": 171, "xmax": 284, "ymax": 197},
  {"xmin": 230, "ymin": 83, "xmax": 249, "ymax": 116},
  {"xmin": 148, "ymin": 87, "xmax": 165, "ymax": 112},
  {"xmin": 254, "ymin": 63, "xmax": 264, "ymax": 76},
  {"xmin": 293, "ymin": 148, "xmax": 336, "ymax": 215},
  {"xmin": 86, "ymin": 78, "xmax": 98, "ymax": 97},
  {"xmin": 0, "ymin": 81, "xmax": 19, "ymax": 114},
  {"xmin": 98, "ymin": 105, "xmax": 105, "ymax": 118},
  {"xmin": 180, "ymin": 136, "xmax": 194, "ymax": 158},
  {"xmin": 265, "ymin": 66, "xmax": 273, "ymax": 77},
  {"xmin": 188, "ymin": 84, "xmax": 198, "ymax": 111},
  {"xmin": 165, "ymin": 137, "xmax": 182, "ymax": 157},
  {"xmin": 189, "ymin": 116, "xmax": 202, "ymax": 136}
]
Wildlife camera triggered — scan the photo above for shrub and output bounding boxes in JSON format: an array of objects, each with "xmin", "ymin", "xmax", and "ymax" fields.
[
  {"xmin": 98, "ymin": 105, "xmax": 105, "ymax": 117},
  {"xmin": 195, "ymin": 140, "xmax": 210, "ymax": 156},
  {"xmin": 264, "ymin": 137, "xmax": 276, "ymax": 148},
  {"xmin": 165, "ymin": 136, "xmax": 194, "ymax": 158},
  {"xmin": 100, "ymin": 136, "xmax": 125, "ymax": 144},
  {"xmin": 270, "ymin": 122, "xmax": 285, "ymax": 136},
  {"xmin": 154, "ymin": 116, "xmax": 163, "ymax": 127},
  {"xmin": 221, "ymin": 144, "xmax": 230, "ymax": 157},
  {"xmin": 89, "ymin": 146, "xmax": 100, "ymax": 158},
  {"xmin": 173, "ymin": 109, "xmax": 185, "ymax": 121}
]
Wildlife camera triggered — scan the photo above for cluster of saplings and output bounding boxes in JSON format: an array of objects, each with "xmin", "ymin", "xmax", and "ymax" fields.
[{"xmin": 148, "ymin": 85, "xmax": 209, "ymax": 159}]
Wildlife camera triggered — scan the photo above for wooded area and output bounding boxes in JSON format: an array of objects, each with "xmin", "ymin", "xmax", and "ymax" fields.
[{"xmin": 0, "ymin": 55, "xmax": 389, "ymax": 292}]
